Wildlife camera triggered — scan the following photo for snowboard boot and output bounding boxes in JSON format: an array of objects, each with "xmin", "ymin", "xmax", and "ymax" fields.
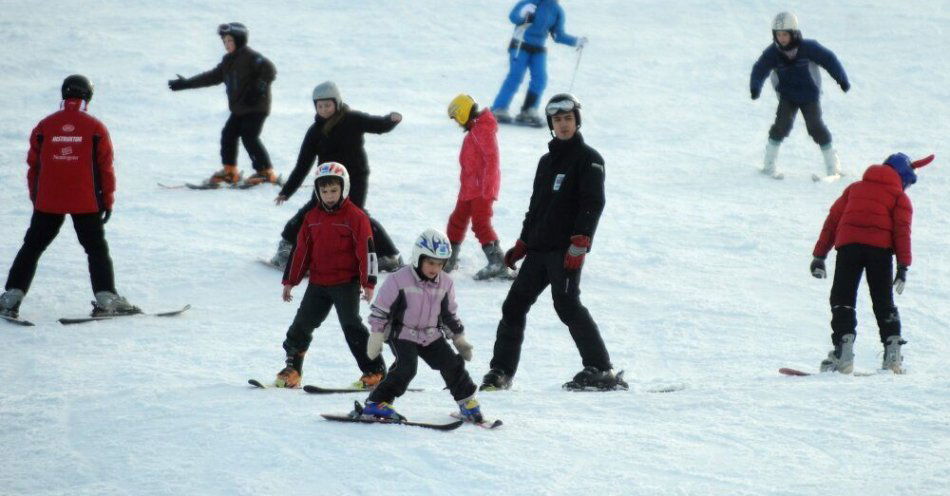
[
  {"xmin": 208, "ymin": 165, "xmax": 241, "ymax": 186},
  {"xmin": 493, "ymin": 108, "xmax": 513, "ymax": 124},
  {"xmin": 275, "ymin": 352, "xmax": 305, "ymax": 388},
  {"xmin": 0, "ymin": 289, "xmax": 25, "ymax": 319},
  {"xmin": 456, "ymin": 395, "xmax": 483, "ymax": 423},
  {"xmin": 362, "ymin": 400, "xmax": 405, "ymax": 421},
  {"xmin": 479, "ymin": 368, "xmax": 512, "ymax": 391},
  {"xmin": 243, "ymin": 168, "xmax": 279, "ymax": 187},
  {"xmin": 474, "ymin": 241, "xmax": 513, "ymax": 280},
  {"xmin": 91, "ymin": 291, "xmax": 142, "ymax": 317},
  {"xmin": 762, "ymin": 139, "xmax": 782, "ymax": 178},
  {"xmin": 515, "ymin": 109, "xmax": 543, "ymax": 127},
  {"xmin": 819, "ymin": 333, "xmax": 855, "ymax": 374},
  {"xmin": 562, "ymin": 366, "xmax": 629, "ymax": 391},
  {"xmin": 378, "ymin": 255, "xmax": 404, "ymax": 273},
  {"xmin": 820, "ymin": 144, "xmax": 842, "ymax": 178},
  {"xmin": 269, "ymin": 239, "xmax": 293, "ymax": 270},
  {"xmin": 444, "ymin": 243, "xmax": 461, "ymax": 273},
  {"xmin": 351, "ymin": 371, "xmax": 385, "ymax": 390},
  {"xmin": 882, "ymin": 336, "xmax": 906, "ymax": 374}
]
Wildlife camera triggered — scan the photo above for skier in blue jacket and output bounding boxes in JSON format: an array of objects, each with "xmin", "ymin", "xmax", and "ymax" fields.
[
  {"xmin": 491, "ymin": 0, "xmax": 587, "ymax": 127},
  {"xmin": 750, "ymin": 12, "xmax": 850, "ymax": 180}
]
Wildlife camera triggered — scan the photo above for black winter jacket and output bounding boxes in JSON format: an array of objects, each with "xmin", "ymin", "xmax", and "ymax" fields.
[
  {"xmin": 519, "ymin": 132, "xmax": 605, "ymax": 251},
  {"xmin": 184, "ymin": 46, "xmax": 277, "ymax": 115}
]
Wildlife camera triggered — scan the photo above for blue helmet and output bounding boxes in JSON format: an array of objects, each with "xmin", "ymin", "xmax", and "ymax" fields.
[{"xmin": 884, "ymin": 153, "xmax": 917, "ymax": 189}]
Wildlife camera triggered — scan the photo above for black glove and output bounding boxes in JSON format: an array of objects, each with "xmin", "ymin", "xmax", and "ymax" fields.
[
  {"xmin": 810, "ymin": 256, "xmax": 826, "ymax": 279},
  {"xmin": 168, "ymin": 74, "xmax": 189, "ymax": 91},
  {"xmin": 100, "ymin": 209, "xmax": 112, "ymax": 225},
  {"xmin": 751, "ymin": 88, "xmax": 761, "ymax": 100},
  {"xmin": 893, "ymin": 265, "xmax": 908, "ymax": 294},
  {"xmin": 840, "ymin": 81, "xmax": 850, "ymax": 93},
  {"xmin": 244, "ymin": 80, "xmax": 267, "ymax": 105}
]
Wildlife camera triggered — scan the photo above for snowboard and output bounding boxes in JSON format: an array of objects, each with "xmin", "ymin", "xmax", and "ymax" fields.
[
  {"xmin": 58, "ymin": 304, "xmax": 191, "ymax": 325},
  {"xmin": 1, "ymin": 314, "xmax": 35, "ymax": 327}
]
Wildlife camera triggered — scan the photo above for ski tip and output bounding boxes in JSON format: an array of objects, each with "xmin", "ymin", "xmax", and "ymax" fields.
[
  {"xmin": 248, "ymin": 379, "xmax": 267, "ymax": 388},
  {"xmin": 779, "ymin": 367, "xmax": 811, "ymax": 376}
]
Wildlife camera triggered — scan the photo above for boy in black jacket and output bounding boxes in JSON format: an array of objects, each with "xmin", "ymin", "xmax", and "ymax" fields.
[{"xmin": 481, "ymin": 93, "xmax": 626, "ymax": 392}]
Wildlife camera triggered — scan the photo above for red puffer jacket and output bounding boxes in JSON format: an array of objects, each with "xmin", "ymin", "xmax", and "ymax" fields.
[
  {"xmin": 458, "ymin": 109, "xmax": 500, "ymax": 201},
  {"xmin": 284, "ymin": 199, "xmax": 376, "ymax": 289},
  {"xmin": 27, "ymin": 99, "xmax": 115, "ymax": 214},
  {"xmin": 813, "ymin": 164, "xmax": 913, "ymax": 266}
]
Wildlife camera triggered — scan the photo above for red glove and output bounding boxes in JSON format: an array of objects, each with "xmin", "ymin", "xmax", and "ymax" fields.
[
  {"xmin": 564, "ymin": 235, "xmax": 590, "ymax": 270},
  {"xmin": 504, "ymin": 239, "xmax": 528, "ymax": 270}
]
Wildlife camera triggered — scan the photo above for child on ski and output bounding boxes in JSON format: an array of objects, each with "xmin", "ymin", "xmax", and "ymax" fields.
[
  {"xmin": 359, "ymin": 229, "xmax": 483, "ymax": 423},
  {"xmin": 750, "ymin": 12, "xmax": 850, "ymax": 180},
  {"xmin": 268, "ymin": 81, "xmax": 403, "ymax": 272},
  {"xmin": 810, "ymin": 153, "xmax": 934, "ymax": 375},
  {"xmin": 444, "ymin": 94, "xmax": 512, "ymax": 280},
  {"xmin": 1, "ymin": 75, "xmax": 139, "ymax": 320},
  {"xmin": 167, "ymin": 22, "xmax": 278, "ymax": 187},
  {"xmin": 491, "ymin": 0, "xmax": 587, "ymax": 126},
  {"xmin": 274, "ymin": 162, "xmax": 385, "ymax": 389}
]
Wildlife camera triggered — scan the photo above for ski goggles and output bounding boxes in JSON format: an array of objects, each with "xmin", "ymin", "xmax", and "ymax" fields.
[
  {"xmin": 218, "ymin": 23, "xmax": 246, "ymax": 36},
  {"xmin": 545, "ymin": 99, "xmax": 578, "ymax": 116}
]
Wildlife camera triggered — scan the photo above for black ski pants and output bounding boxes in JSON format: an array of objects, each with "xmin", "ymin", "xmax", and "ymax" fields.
[
  {"xmin": 829, "ymin": 244, "xmax": 901, "ymax": 345},
  {"xmin": 5, "ymin": 211, "xmax": 115, "ymax": 294},
  {"xmin": 280, "ymin": 196, "xmax": 399, "ymax": 258},
  {"xmin": 768, "ymin": 98, "xmax": 832, "ymax": 146},
  {"xmin": 221, "ymin": 112, "xmax": 272, "ymax": 172},
  {"xmin": 489, "ymin": 250, "xmax": 612, "ymax": 377},
  {"xmin": 282, "ymin": 281, "xmax": 385, "ymax": 374},
  {"xmin": 368, "ymin": 337, "xmax": 476, "ymax": 404}
]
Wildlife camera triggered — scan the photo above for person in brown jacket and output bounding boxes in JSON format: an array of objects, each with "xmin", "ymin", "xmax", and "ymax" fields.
[{"xmin": 167, "ymin": 22, "xmax": 278, "ymax": 187}]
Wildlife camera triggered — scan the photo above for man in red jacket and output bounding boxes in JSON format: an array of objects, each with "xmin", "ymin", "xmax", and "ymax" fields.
[
  {"xmin": 0, "ymin": 75, "xmax": 138, "ymax": 320},
  {"xmin": 810, "ymin": 152, "xmax": 934, "ymax": 375},
  {"xmin": 445, "ymin": 94, "xmax": 512, "ymax": 280}
]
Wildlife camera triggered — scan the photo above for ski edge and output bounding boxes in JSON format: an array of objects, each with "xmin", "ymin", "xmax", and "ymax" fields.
[
  {"xmin": 58, "ymin": 304, "xmax": 191, "ymax": 325},
  {"xmin": 0, "ymin": 314, "xmax": 36, "ymax": 327},
  {"xmin": 321, "ymin": 413, "xmax": 463, "ymax": 431}
]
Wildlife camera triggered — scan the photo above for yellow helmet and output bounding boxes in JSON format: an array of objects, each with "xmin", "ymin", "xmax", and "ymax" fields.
[{"xmin": 448, "ymin": 94, "xmax": 477, "ymax": 126}]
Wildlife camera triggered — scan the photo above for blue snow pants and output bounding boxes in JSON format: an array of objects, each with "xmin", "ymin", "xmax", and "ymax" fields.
[{"xmin": 492, "ymin": 48, "xmax": 548, "ymax": 111}]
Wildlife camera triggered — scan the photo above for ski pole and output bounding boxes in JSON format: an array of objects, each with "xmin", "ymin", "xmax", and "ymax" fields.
[{"xmin": 568, "ymin": 45, "xmax": 584, "ymax": 93}]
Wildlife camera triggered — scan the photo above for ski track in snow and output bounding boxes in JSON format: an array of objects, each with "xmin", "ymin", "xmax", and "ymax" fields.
[{"xmin": 1, "ymin": 1, "xmax": 948, "ymax": 495}]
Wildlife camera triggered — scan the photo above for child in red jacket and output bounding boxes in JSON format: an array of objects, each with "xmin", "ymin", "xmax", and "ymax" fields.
[
  {"xmin": 445, "ymin": 94, "xmax": 512, "ymax": 280},
  {"xmin": 810, "ymin": 152, "xmax": 934, "ymax": 374},
  {"xmin": 274, "ymin": 162, "xmax": 385, "ymax": 388}
]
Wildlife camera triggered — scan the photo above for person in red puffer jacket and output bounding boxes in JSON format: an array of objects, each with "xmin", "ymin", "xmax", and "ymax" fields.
[
  {"xmin": 810, "ymin": 152, "xmax": 935, "ymax": 375},
  {"xmin": 444, "ymin": 94, "xmax": 512, "ymax": 280},
  {"xmin": 272, "ymin": 162, "xmax": 385, "ymax": 389},
  {"xmin": 0, "ymin": 75, "xmax": 138, "ymax": 321}
]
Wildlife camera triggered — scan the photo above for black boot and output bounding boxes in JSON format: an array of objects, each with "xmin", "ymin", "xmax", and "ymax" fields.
[
  {"xmin": 562, "ymin": 366, "xmax": 628, "ymax": 391},
  {"xmin": 444, "ymin": 243, "xmax": 461, "ymax": 273},
  {"xmin": 480, "ymin": 368, "xmax": 512, "ymax": 391}
]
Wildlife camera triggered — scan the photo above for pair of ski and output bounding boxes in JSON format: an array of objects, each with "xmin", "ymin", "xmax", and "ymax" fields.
[
  {"xmin": 247, "ymin": 378, "xmax": 421, "ymax": 394},
  {"xmin": 2, "ymin": 305, "xmax": 191, "ymax": 326},
  {"xmin": 779, "ymin": 367, "xmax": 878, "ymax": 377},
  {"xmin": 158, "ymin": 175, "xmax": 285, "ymax": 191},
  {"xmin": 761, "ymin": 169, "xmax": 842, "ymax": 182}
]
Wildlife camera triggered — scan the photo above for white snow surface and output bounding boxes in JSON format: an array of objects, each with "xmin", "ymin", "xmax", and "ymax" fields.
[{"xmin": 1, "ymin": 1, "xmax": 948, "ymax": 495}]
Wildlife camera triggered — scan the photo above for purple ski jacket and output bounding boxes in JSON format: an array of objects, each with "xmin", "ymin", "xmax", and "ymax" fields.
[{"xmin": 368, "ymin": 266, "xmax": 464, "ymax": 346}]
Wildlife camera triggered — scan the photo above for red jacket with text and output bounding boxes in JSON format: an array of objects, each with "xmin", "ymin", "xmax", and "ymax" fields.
[
  {"xmin": 284, "ymin": 199, "xmax": 377, "ymax": 289},
  {"xmin": 27, "ymin": 99, "xmax": 115, "ymax": 214},
  {"xmin": 458, "ymin": 109, "xmax": 500, "ymax": 201},
  {"xmin": 813, "ymin": 164, "xmax": 913, "ymax": 266}
]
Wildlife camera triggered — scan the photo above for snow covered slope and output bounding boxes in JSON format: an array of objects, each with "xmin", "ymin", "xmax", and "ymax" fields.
[{"xmin": 1, "ymin": 1, "xmax": 947, "ymax": 494}]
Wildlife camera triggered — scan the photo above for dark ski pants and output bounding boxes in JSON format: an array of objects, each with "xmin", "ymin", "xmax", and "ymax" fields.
[
  {"xmin": 220, "ymin": 112, "xmax": 272, "ymax": 172},
  {"xmin": 829, "ymin": 244, "xmax": 901, "ymax": 346},
  {"xmin": 489, "ymin": 250, "xmax": 612, "ymax": 377},
  {"xmin": 768, "ymin": 98, "xmax": 832, "ymax": 147},
  {"xmin": 368, "ymin": 337, "xmax": 476, "ymax": 404},
  {"xmin": 282, "ymin": 282, "xmax": 385, "ymax": 374},
  {"xmin": 5, "ymin": 211, "xmax": 115, "ymax": 295},
  {"xmin": 280, "ymin": 196, "xmax": 399, "ymax": 258}
]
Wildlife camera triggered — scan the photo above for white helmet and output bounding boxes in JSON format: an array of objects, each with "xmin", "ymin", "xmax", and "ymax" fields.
[
  {"xmin": 772, "ymin": 12, "xmax": 799, "ymax": 32},
  {"xmin": 312, "ymin": 80, "xmax": 342, "ymax": 108},
  {"xmin": 314, "ymin": 161, "xmax": 350, "ymax": 206},
  {"xmin": 411, "ymin": 228, "xmax": 453, "ymax": 268}
]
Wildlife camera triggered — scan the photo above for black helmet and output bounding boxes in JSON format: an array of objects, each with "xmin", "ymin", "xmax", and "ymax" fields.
[
  {"xmin": 218, "ymin": 22, "xmax": 248, "ymax": 49},
  {"xmin": 544, "ymin": 93, "xmax": 582, "ymax": 130},
  {"xmin": 61, "ymin": 74, "xmax": 94, "ymax": 102}
]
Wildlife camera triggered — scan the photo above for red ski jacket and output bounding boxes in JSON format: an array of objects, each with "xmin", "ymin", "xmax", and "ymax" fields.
[
  {"xmin": 458, "ymin": 110, "xmax": 500, "ymax": 201},
  {"xmin": 813, "ymin": 164, "xmax": 913, "ymax": 266},
  {"xmin": 27, "ymin": 99, "xmax": 115, "ymax": 214},
  {"xmin": 284, "ymin": 199, "xmax": 377, "ymax": 289}
]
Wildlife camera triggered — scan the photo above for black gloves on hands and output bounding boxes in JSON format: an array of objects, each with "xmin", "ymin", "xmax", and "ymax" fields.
[
  {"xmin": 168, "ymin": 74, "xmax": 188, "ymax": 91},
  {"xmin": 100, "ymin": 209, "xmax": 112, "ymax": 225},
  {"xmin": 893, "ymin": 265, "xmax": 908, "ymax": 295},
  {"xmin": 751, "ymin": 88, "xmax": 761, "ymax": 100},
  {"xmin": 810, "ymin": 256, "xmax": 826, "ymax": 279}
]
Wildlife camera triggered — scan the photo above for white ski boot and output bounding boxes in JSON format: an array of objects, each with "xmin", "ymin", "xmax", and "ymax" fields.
[
  {"xmin": 92, "ymin": 291, "xmax": 141, "ymax": 316},
  {"xmin": 820, "ymin": 333, "xmax": 855, "ymax": 374},
  {"xmin": 762, "ymin": 139, "xmax": 783, "ymax": 179},
  {"xmin": 882, "ymin": 336, "xmax": 905, "ymax": 374}
]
